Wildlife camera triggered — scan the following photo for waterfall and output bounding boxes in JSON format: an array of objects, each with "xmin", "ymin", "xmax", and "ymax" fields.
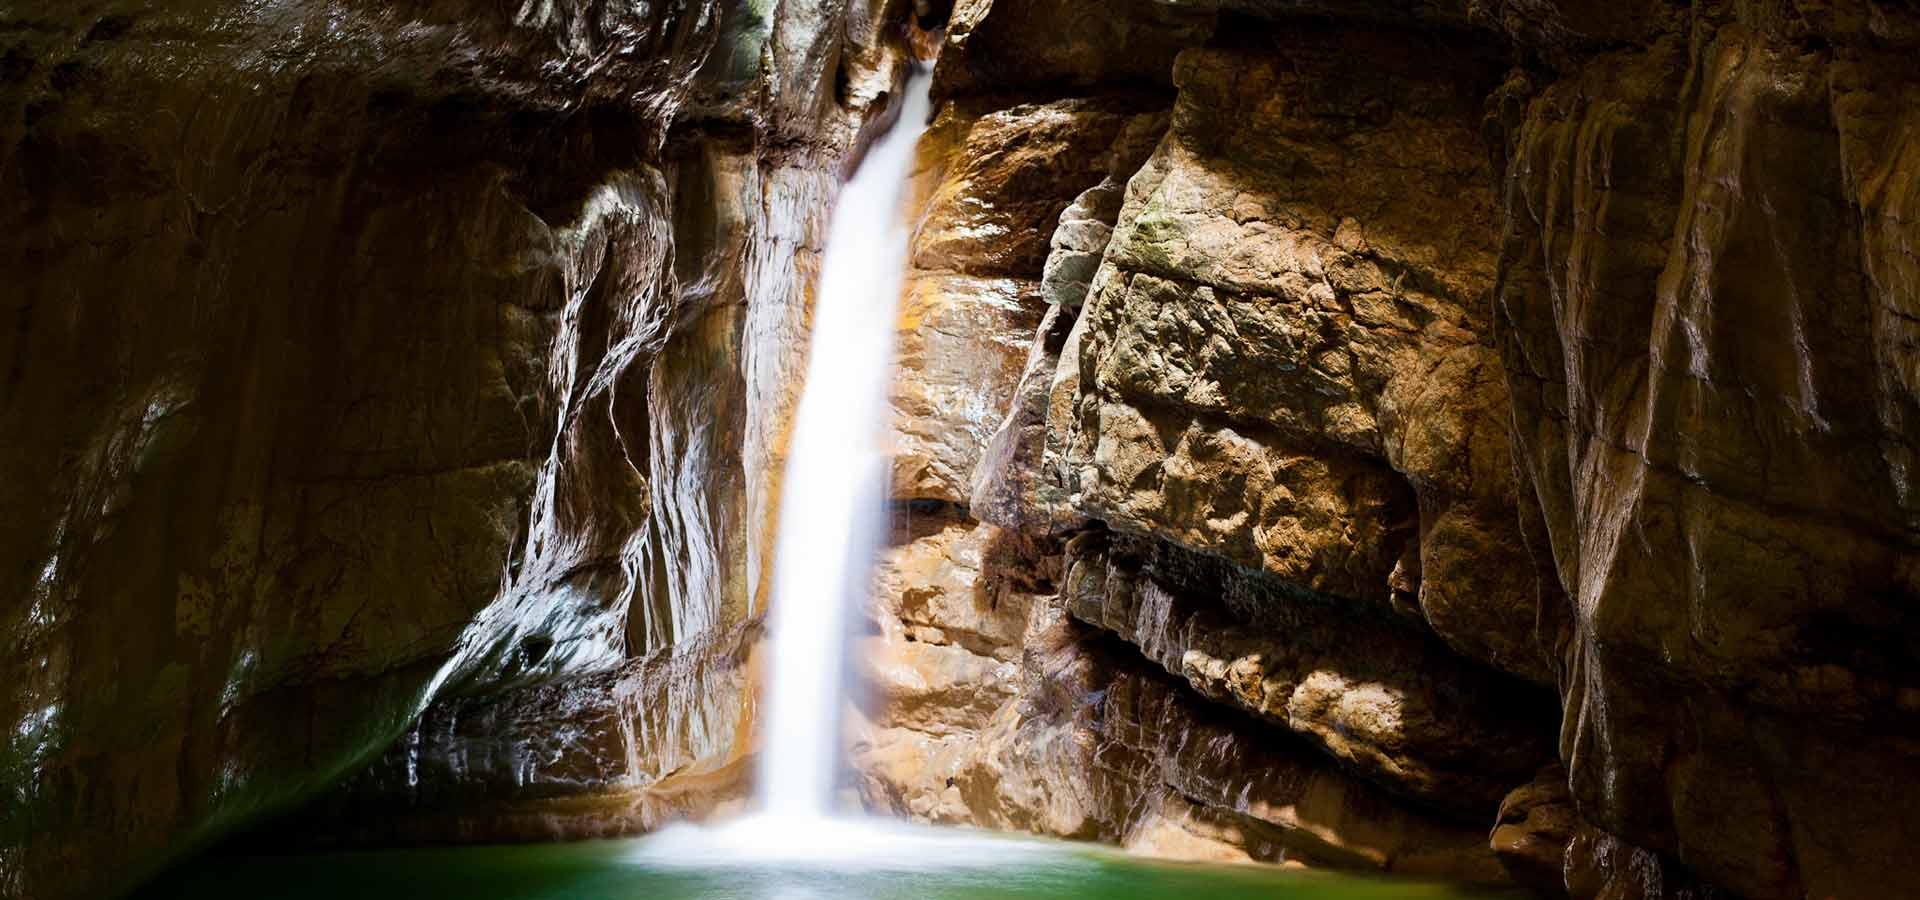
[
  {"xmin": 757, "ymin": 68, "xmax": 933, "ymax": 820},
  {"xmin": 636, "ymin": 65, "xmax": 1082, "ymax": 876}
]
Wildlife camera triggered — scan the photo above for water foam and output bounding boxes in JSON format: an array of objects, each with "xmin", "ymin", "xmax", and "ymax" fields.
[{"xmin": 754, "ymin": 67, "xmax": 933, "ymax": 821}]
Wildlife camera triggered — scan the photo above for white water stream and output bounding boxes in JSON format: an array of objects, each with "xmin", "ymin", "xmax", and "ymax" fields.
[
  {"xmin": 633, "ymin": 69, "xmax": 973, "ymax": 871},
  {"xmin": 757, "ymin": 69, "xmax": 933, "ymax": 819}
]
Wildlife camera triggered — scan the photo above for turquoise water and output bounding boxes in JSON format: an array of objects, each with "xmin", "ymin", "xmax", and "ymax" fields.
[{"xmin": 136, "ymin": 821, "xmax": 1519, "ymax": 900}]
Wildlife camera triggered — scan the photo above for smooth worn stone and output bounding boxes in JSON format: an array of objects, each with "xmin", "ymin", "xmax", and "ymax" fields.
[
  {"xmin": 1489, "ymin": 765, "xmax": 1580, "ymax": 895},
  {"xmin": 1496, "ymin": 16, "xmax": 1920, "ymax": 899},
  {"xmin": 0, "ymin": 3, "xmax": 916, "ymax": 896},
  {"xmin": 12, "ymin": 3, "xmax": 1920, "ymax": 900},
  {"xmin": 252, "ymin": 618, "xmax": 760, "ymax": 847}
]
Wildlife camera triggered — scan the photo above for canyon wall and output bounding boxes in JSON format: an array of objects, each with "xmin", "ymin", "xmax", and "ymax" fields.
[
  {"xmin": 861, "ymin": 1, "xmax": 1920, "ymax": 899},
  {"xmin": 0, "ymin": 1, "xmax": 914, "ymax": 896},
  {"xmin": 3, "ymin": 1, "xmax": 1917, "ymax": 899}
]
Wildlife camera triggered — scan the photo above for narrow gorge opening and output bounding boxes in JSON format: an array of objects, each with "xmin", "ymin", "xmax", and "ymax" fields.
[{"xmin": 6, "ymin": 2, "xmax": 1917, "ymax": 900}]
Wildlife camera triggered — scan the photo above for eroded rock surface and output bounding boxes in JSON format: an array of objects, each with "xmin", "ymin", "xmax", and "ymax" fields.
[
  {"xmin": 7, "ymin": 0, "xmax": 1920, "ymax": 898},
  {"xmin": 854, "ymin": 513, "xmax": 1508, "ymax": 881},
  {"xmin": 1061, "ymin": 531, "xmax": 1556, "ymax": 815},
  {"xmin": 1061, "ymin": 31, "xmax": 1547, "ymax": 685},
  {"xmin": 866, "ymin": 5, "xmax": 1555, "ymax": 887},
  {"xmin": 866, "ymin": 2, "xmax": 1920, "ymax": 898},
  {"xmin": 0, "ymin": 1, "xmax": 917, "ymax": 896},
  {"xmin": 891, "ymin": 95, "xmax": 1169, "ymax": 503},
  {"xmin": 1495, "ymin": 9, "xmax": 1920, "ymax": 899}
]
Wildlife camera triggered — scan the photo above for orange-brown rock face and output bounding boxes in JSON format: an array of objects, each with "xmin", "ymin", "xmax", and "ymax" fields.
[
  {"xmin": 864, "ymin": 2, "xmax": 1920, "ymax": 899},
  {"xmin": 6, "ymin": 0, "xmax": 1920, "ymax": 898},
  {"xmin": 854, "ymin": 512, "xmax": 1511, "ymax": 881},
  {"xmin": 890, "ymin": 95, "xmax": 1169, "ymax": 503},
  {"xmin": 1062, "ymin": 30, "xmax": 1549, "ymax": 685},
  {"xmin": 864, "ymin": 1, "xmax": 1556, "ymax": 883}
]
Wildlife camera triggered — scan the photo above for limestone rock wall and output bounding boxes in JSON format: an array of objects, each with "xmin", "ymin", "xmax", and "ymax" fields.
[
  {"xmin": 4, "ymin": 0, "xmax": 1919, "ymax": 899},
  {"xmin": 861, "ymin": 1, "xmax": 1920, "ymax": 899},
  {"xmin": 1495, "ymin": 10, "xmax": 1920, "ymax": 899},
  {"xmin": 0, "ymin": 1, "xmax": 917, "ymax": 896},
  {"xmin": 862, "ymin": 6, "xmax": 1556, "ymax": 880}
]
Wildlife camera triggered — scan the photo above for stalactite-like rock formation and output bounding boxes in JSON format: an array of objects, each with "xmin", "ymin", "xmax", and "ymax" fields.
[{"xmin": 3, "ymin": 1, "xmax": 1917, "ymax": 899}]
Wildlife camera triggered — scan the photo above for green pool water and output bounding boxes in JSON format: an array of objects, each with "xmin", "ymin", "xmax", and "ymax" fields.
[{"xmin": 135, "ymin": 819, "xmax": 1519, "ymax": 900}]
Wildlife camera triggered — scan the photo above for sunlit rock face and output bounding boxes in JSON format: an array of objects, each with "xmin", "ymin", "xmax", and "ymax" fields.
[
  {"xmin": 853, "ymin": 512, "xmax": 1508, "ymax": 882},
  {"xmin": 866, "ymin": 1, "xmax": 1920, "ymax": 898},
  {"xmin": 0, "ymin": 0, "xmax": 914, "ymax": 896},
  {"xmin": 864, "ymin": 0, "xmax": 1549, "ymax": 883},
  {"xmin": 1060, "ymin": 29, "xmax": 1549, "ymax": 686},
  {"xmin": 890, "ymin": 95, "xmax": 1169, "ymax": 503},
  {"xmin": 6, "ymin": 0, "xmax": 1920, "ymax": 897}
]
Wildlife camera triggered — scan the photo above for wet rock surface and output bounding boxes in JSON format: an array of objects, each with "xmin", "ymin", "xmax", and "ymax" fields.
[
  {"xmin": 6, "ymin": 0, "xmax": 1920, "ymax": 898},
  {"xmin": 1494, "ymin": 11, "xmax": 1920, "ymax": 899},
  {"xmin": 249, "ymin": 619, "xmax": 762, "ymax": 849},
  {"xmin": 0, "ymin": 1, "xmax": 915, "ymax": 896},
  {"xmin": 866, "ymin": 2, "xmax": 1920, "ymax": 899}
]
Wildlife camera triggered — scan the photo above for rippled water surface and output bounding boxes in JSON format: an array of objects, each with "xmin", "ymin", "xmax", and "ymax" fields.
[{"xmin": 138, "ymin": 820, "xmax": 1520, "ymax": 900}]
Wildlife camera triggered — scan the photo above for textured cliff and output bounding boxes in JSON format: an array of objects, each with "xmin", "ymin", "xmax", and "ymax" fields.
[
  {"xmin": 862, "ymin": 1, "xmax": 1920, "ymax": 899},
  {"xmin": 4, "ymin": 0, "xmax": 1918, "ymax": 899},
  {"xmin": 1496, "ymin": 9, "xmax": 1920, "ymax": 898},
  {"xmin": 0, "ymin": 1, "xmax": 918, "ymax": 896},
  {"xmin": 861, "ymin": 2, "xmax": 1557, "ymax": 881}
]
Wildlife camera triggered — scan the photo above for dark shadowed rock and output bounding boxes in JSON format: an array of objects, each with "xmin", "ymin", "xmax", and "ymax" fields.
[
  {"xmin": 0, "ymin": 1, "xmax": 918, "ymax": 895},
  {"xmin": 1496, "ymin": 11, "xmax": 1920, "ymax": 898}
]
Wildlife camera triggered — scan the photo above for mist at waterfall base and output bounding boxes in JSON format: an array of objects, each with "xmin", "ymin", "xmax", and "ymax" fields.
[
  {"xmin": 627, "ymin": 62, "xmax": 935, "ymax": 863},
  {"xmin": 132, "ymin": 72, "xmax": 1522, "ymax": 900},
  {"xmin": 752, "ymin": 63, "xmax": 933, "ymax": 826}
]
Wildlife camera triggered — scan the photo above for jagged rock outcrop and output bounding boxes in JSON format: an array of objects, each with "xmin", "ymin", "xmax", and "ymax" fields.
[
  {"xmin": 0, "ymin": 1, "xmax": 919, "ymax": 896},
  {"xmin": 890, "ymin": 94, "xmax": 1169, "ymax": 502},
  {"xmin": 6, "ymin": 0, "xmax": 1920, "ymax": 898},
  {"xmin": 854, "ymin": 511, "xmax": 1510, "ymax": 880},
  {"xmin": 1061, "ymin": 531, "xmax": 1556, "ymax": 815},
  {"xmin": 1059, "ymin": 29, "xmax": 1548, "ymax": 685},
  {"xmin": 867, "ymin": 2, "xmax": 1920, "ymax": 899},
  {"xmin": 864, "ymin": 0, "xmax": 1556, "ymax": 884}
]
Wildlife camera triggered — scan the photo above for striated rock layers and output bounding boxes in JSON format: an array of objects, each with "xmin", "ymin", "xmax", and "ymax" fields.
[
  {"xmin": 861, "ymin": 1, "xmax": 1920, "ymax": 899},
  {"xmin": 1495, "ymin": 12, "xmax": 1920, "ymax": 899},
  {"xmin": 862, "ymin": 7, "xmax": 1558, "ymax": 883},
  {"xmin": 4, "ymin": 0, "xmax": 1919, "ymax": 899}
]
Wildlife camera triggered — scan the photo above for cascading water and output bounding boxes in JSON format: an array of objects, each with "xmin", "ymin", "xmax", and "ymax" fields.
[
  {"xmin": 636, "ymin": 66, "xmax": 1048, "ymax": 869},
  {"xmin": 757, "ymin": 67, "xmax": 933, "ymax": 820}
]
